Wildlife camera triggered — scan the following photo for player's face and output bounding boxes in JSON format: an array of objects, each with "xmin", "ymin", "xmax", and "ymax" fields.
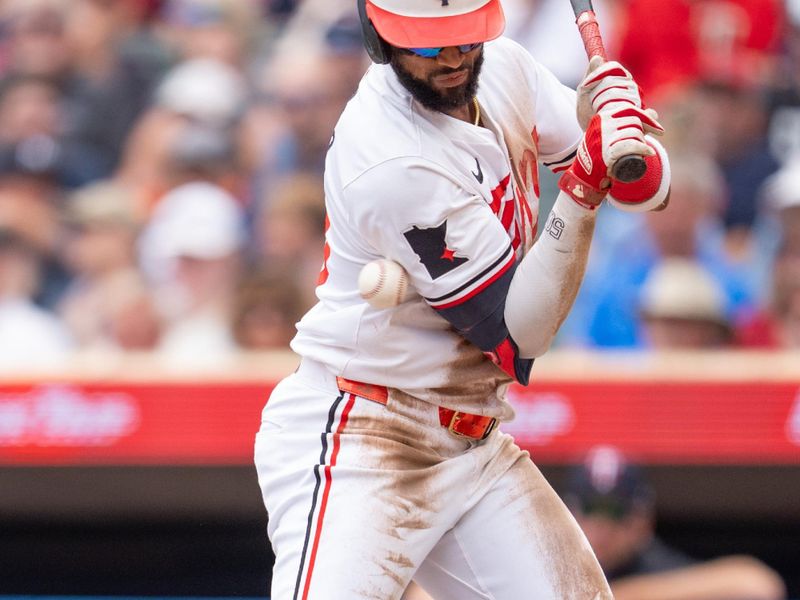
[{"xmin": 390, "ymin": 44, "xmax": 484, "ymax": 114}]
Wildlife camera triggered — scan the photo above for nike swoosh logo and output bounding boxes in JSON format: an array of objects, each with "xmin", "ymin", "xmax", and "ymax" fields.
[{"xmin": 471, "ymin": 157, "xmax": 483, "ymax": 184}]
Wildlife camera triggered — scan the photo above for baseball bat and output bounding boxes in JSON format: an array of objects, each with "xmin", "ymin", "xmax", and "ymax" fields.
[{"xmin": 569, "ymin": 0, "xmax": 647, "ymax": 183}]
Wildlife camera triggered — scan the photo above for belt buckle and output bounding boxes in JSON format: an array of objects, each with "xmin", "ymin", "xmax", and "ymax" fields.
[
  {"xmin": 481, "ymin": 416, "xmax": 498, "ymax": 440},
  {"xmin": 446, "ymin": 411, "xmax": 470, "ymax": 439},
  {"xmin": 447, "ymin": 411, "xmax": 497, "ymax": 441}
]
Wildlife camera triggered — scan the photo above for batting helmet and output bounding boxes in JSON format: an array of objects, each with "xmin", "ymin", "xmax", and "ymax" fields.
[{"xmin": 358, "ymin": 0, "xmax": 506, "ymax": 64}]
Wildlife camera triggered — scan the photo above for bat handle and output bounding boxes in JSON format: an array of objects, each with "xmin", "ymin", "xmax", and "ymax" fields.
[
  {"xmin": 576, "ymin": 10, "xmax": 606, "ymax": 60},
  {"xmin": 612, "ymin": 154, "xmax": 648, "ymax": 183},
  {"xmin": 576, "ymin": 10, "xmax": 647, "ymax": 183}
]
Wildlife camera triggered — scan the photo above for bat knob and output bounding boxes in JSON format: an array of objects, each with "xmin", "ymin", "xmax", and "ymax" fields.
[{"xmin": 612, "ymin": 154, "xmax": 647, "ymax": 183}]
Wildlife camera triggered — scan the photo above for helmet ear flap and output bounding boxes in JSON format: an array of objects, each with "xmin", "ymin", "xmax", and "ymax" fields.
[{"xmin": 358, "ymin": 0, "xmax": 391, "ymax": 64}]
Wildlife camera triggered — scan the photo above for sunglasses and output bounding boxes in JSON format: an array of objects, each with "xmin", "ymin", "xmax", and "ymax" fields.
[{"xmin": 402, "ymin": 43, "xmax": 483, "ymax": 58}]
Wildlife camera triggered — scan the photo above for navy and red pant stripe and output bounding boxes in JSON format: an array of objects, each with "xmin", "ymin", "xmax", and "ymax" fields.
[{"xmin": 292, "ymin": 392, "xmax": 356, "ymax": 600}]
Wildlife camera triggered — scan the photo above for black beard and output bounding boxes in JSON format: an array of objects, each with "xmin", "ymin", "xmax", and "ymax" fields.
[{"xmin": 390, "ymin": 49, "xmax": 484, "ymax": 113}]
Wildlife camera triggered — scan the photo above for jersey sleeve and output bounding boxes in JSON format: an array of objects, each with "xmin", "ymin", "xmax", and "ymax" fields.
[{"xmin": 344, "ymin": 157, "xmax": 533, "ymax": 384}]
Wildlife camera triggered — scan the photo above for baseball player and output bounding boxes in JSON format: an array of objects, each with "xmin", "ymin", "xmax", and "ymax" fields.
[{"xmin": 254, "ymin": 0, "xmax": 671, "ymax": 598}]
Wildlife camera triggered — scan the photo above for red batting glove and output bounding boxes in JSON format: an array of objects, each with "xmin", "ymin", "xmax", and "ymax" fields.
[
  {"xmin": 558, "ymin": 113, "xmax": 611, "ymax": 209},
  {"xmin": 559, "ymin": 109, "xmax": 656, "ymax": 210}
]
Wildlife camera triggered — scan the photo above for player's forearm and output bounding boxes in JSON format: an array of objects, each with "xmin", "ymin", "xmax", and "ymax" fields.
[{"xmin": 504, "ymin": 192, "xmax": 597, "ymax": 358}]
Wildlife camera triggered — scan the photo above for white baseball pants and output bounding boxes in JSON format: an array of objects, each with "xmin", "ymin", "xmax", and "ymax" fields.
[{"xmin": 254, "ymin": 359, "xmax": 612, "ymax": 600}]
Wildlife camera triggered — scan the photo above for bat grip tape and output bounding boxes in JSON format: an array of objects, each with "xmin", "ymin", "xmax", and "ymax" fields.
[{"xmin": 576, "ymin": 11, "xmax": 606, "ymax": 60}]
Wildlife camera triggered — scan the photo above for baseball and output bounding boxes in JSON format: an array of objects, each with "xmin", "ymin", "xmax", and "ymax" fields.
[{"xmin": 358, "ymin": 259, "xmax": 414, "ymax": 308}]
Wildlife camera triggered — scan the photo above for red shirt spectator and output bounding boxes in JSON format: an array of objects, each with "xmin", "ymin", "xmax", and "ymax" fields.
[
  {"xmin": 616, "ymin": 0, "xmax": 699, "ymax": 106},
  {"xmin": 691, "ymin": 0, "xmax": 785, "ymax": 88},
  {"xmin": 615, "ymin": 0, "xmax": 785, "ymax": 106}
]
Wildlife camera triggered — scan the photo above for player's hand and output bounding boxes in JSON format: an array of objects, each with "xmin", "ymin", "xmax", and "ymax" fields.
[
  {"xmin": 576, "ymin": 56, "xmax": 664, "ymax": 137},
  {"xmin": 558, "ymin": 111, "xmax": 653, "ymax": 209}
]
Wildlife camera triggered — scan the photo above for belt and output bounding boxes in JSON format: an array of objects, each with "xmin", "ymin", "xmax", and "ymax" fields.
[{"xmin": 335, "ymin": 377, "xmax": 497, "ymax": 441}]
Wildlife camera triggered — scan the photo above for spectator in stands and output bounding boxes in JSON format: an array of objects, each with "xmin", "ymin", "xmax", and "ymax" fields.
[
  {"xmin": 0, "ymin": 159, "xmax": 70, "ymax": 309},
  {"xmin": 0, "ymin": 74, "xmax": 61, "ymax": 145},
  {"xmin": 614, "ymin": 0, "xmax": 699, "ymax": 107},
  {"xmin": 767, "ymin": 1, "xmax": 800, "ymax": 166},
  {"xmin": 772, "ymin": 258, "xmax": 800, "ymax": 348},
  {"xmin": 614, "ymin": 0, "xmax": 784, "ymax": 110},
  {"xmin": 695, "ymin": 79, "xmax": 780, "ymax": 241},
  {"xmin": 231, "ymin": 267, "xmax": 305, "ymax": 350},
  {"xmin": 558, "ymin": 152, "xmax": 755, "ymax": 348},
  {"xmin": 251, "ymin": 171, "xmax": 326, "ymax": 309},
  {"xmin": 761, "ymin": 158, "xmax": 800, "ymax": 256},
  {"xmin": 0, "ymin": 226, "xmax": 72, "ymax": 368},
  {"xmin": 690, "ymin": 0, "xmax": 785, "ymax": 91},
  {"xmin": 57, "ymin": 179, "xmax": 160, "ymax": 352},
  {"xmin": 117, "ymin": 57, "xmax": 246, "ymax": 211},
  {"xmin": 139, "ymin": 180, "xmax": 245, "ymax": 367},
  {"xmin": 249, "ymin": 49, "xmax": 360, "ymax": 184},
  {"xmin": 737, "ymin": 160, "xmax": 800, "ymax": 347},
  {"xmin": 0, "ymin": 0, "xmax": 72, "ymax": 79},
  {"xmin": 0, "ymin": 73, "xmax": 82, "ymax": 190},
  {"xmin": 0, "ymin": 0, "xmax": 169, "ymax": 187},
  {"xmin": 163, "ymin": 123, "xmax": 241, "ymax": 193},
  {"xmin": 59, "ymin": 0, "xmax": 170, "ymax": 182},
  {"xmin": 639, "ymin": 258, "xmax": 732, "ymax": 349},
  {"xmin": 760, "ymin": 251, "xmax": 800, "ymax": 348},
  {"xmin": 613, "ymin": 0, "xmax": 783, "ymax": 243},
  {"xmin": 243, "ymin": 16, "xmax": 367, "ymax": 201},
  {"xmin": 152, "ymin": 56, "xmax": 247, "ymax": 129},
  {"xmin": 682, "ymin": 1, "xmax": 784, "ymax": 239},
  {"xmin": 156, "ymin": 0, "xmax": 264, "ymax": 67},
  {"xmin": 264, "ymin": 0, "xmax": 362, "ymax": 60},
  {"xmin": 563, "ymin": 445, "xmax": 787, "ymax": 600}
]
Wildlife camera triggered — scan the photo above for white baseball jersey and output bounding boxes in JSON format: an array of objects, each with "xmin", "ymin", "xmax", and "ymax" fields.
[{"xmin": 292, "ymin": 36, "xmax": 581, "ymax": 420}]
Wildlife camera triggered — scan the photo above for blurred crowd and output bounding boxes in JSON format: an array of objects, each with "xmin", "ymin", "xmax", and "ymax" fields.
[
  {"xmin": 0, "ymin": 0, "xmax": 799, "ymax": 370},
  {"xmin": 557, "ymin": 0, "xmax": 800, "ymax": 352}
]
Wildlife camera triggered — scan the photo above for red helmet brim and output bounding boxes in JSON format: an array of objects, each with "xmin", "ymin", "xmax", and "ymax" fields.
[{"xmin": 366, "ymin": 0, "xmax": 505, "ymax": 49}]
